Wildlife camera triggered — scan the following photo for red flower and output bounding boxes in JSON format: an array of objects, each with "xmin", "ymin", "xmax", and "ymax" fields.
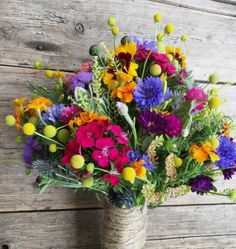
[
  {"xmin": 108, "ymin": 124, "xmax": 129, "ymax": 145},
  {"xmin": 76, "ymin": 120, "xmax": 107, "ymax": 148},
  {"xmin": 92, "ymin": 138, "xmax": 119, "ymax": 168},
  {"xmin": 61, "ymin": 139, "xmax": 81, "ymax": 165},
  {"xmin": 102, "ymin": 174, "xmax": 119, "ymax": 186}
]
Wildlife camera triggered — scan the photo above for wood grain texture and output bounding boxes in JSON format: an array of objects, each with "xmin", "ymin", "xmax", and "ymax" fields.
[
  {"xmin": 1, "ymin": 206, "xmax": 236, "ymax": 248},
  {"xmin": 0, "ymin": 0, "xmax": 236, "ymax": 82}
]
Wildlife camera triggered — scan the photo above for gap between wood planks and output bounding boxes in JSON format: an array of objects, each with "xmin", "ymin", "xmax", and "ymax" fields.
[{"xmin": 149, "ymin": 0, "xmax": 236, "ymax": 17}]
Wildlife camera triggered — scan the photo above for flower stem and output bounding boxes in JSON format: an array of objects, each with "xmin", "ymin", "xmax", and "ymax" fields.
[
  {"xmin": 34, "ymin": 131, "xmax": 64, "ymax": 147},
  {"xmin": 36, "ymin": 108, "xmax": 47, "ymax": 126},
  {"xmin": 141, "ymin": 50, "xmax": 153, "ymax": 80}
]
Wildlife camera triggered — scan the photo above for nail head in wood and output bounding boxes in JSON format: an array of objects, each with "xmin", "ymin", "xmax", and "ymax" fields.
[{"xmin": 37, "ymin": 44, "xmax": 45, "ymax": 51}]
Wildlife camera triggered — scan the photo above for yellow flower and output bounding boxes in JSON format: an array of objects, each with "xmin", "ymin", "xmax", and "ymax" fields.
[
  {"xmin": 132, "ymin": 160, "xmax": 146, "ymax": 179},
  {"xmin": 25, "ymin": 97, "xmax": 52, "ymax": 113},
  {"xmin": 112, "ymin": 81, "xmax": 136, "ymax": 103},
  {"xmin": 69, "ymin": 112, "xmax": 108, "ymax": 127},
  {"xmin": 122, "ymin": 167, "xmax": 136, "ymax": 184},
  {"xmin": 189, "ymin": 141, "xmax": 220, "ymax": 163},
  {"xmin": 166, "ymin": 46, "xmax": 186, "ymax": 69},
  {"xmin": 54, "ymin": 71, "xmax": 64, "ymax": 79},
  {"xmin": 223, "ymin": 122, "xmax": 232, "ymax": 138},
  {"xmin": 13, "ymin": 97, "xmax": 26, "ymax": 128},
  {"xmin": 103, "ymin": 41, "xmax": 138, "ymax": 95}
]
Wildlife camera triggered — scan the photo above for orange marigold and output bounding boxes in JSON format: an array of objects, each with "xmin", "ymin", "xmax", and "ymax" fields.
[
  {"xmin": 189, "ymin": 141, "xmax": 220, "ymax": 163},
  {"xmin": 69, "ymin": 112, "xmax": 108, "ymax": 127},
  {"xmin": 13, "ymin": 97, "xmax": 26, "ymax": 128},
  {"xmin": 112, "ymin": 81, "xmax": 136, "ymax": 103},
  {"xmin": 132, "ymin": 160, "xmax": 146, "ymax": 179},
  {"xmin": 24, "ymin": 97, "xmax": 52, "ymax": 113}
]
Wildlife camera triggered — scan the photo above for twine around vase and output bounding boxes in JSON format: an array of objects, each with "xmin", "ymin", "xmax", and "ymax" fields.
[{"xmin": 102, "ymin": 202, "xmax": 147, "ymax": 249}]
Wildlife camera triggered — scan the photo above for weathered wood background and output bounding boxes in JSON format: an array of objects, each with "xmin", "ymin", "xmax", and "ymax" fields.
[{"xmin": 0, "ymin": 0, "xmax": 236, "ymax": 248}]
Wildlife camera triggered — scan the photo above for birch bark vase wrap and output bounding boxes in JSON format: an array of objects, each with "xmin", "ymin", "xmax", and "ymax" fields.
[{"xmin": 102, "ymin": 202, "xmax": 147, "ymax": 249}]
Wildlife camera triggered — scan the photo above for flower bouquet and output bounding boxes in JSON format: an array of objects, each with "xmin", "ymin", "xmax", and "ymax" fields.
[{"xmin": 5, "ymin": 13, "xmax": 236, "ymax": 249}]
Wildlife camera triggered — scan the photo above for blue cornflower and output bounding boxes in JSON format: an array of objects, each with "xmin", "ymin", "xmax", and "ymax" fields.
[
  {"xmin": 128, "ymin": 150, "xmax": 155, "ymax": 170},
  {"xmin": 134, "ymin": 76, "xmax": 170, "ymax": 110},
  {"xmin": 42, "ymin": 104, "xmax": 65, "ymax": 124},
  {"xmin": 215, "ymin": 137, "xmax": 236, "ymax": 169},
  {"xmin": 130, "ymin": 35, "xmax": 157, "ymax": 51},
  {"xmin": 70, "ymin": 72, "xmax": 93, "ymax": 91}
]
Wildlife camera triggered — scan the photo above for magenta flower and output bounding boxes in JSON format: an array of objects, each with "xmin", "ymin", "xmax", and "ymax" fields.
[
  {"xmin": 61, "ymin": 106, "xmax": 81, "ymax": 123},
  {"xmin": 108, "ymin": 125, "xmax": 129, "ymax": 145},
  {"xmin": 163, "ymin": 114, "xmax": 183, "ymax": 137},
  {"xmin": 185, "ymin": 87, "xmax": 207, "ymax": 112},
  {"xmin": 76, "ymin": 121, "xmax": 105, "ymax": 148},
  {"xmin": 103, "ymin": 174, "xmax": 119, "ymax": 186},
  {"xmin": 92, "ymin": 138, "xmax": 119, "ymax": 168}
]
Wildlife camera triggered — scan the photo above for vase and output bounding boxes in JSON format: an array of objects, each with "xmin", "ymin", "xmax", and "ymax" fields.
[{"xmin": 102, "ymin": 202, "xmax": 147, "ymax": 249}]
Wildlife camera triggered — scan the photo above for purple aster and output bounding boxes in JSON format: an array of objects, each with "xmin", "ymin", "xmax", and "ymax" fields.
[
  {"xmin": 70, "ymin": 72, "xmax": 93, "ymax": 91},
  {"xmin": 189, "ymin": 175, "xmax": 214, "ymax": 195},
  {"xmin": 215, "ymin": 137, "xmax": 236, "ymax": 169},
  {"xmin": 137, "ymin": 111, "xmax": 182, "ymax": 137},
  {"xmin": 128, "ymin": 150, "xmax": 155, "ymax": 170},
  {"xmin": 130, "ymin": 35, "xmax": 157, "ymax": 51},
  {"xmin": 163, "ymin": 114, "xmax": 182, "ymax": 137},
  {"xmin": 134, "ymin": 76, "xmax": 170, "ymax": 110},
  {"xmin": 42, "ymin": 104, "xmax": 65, "ymax": 124},
  {"xmin": 137, "ymin": 111, "xmax": 165, "ymax": 135},
  {"xmin": 60, "ymin": 105, "xmax": 81, "ymax": 123},
  {"xmin": 23, "ymin": 137, "xmax": 41, "ymax": 164},
  {"xmin": 222, "ymin": 167, "xmax": 236, "ymax": 180}
]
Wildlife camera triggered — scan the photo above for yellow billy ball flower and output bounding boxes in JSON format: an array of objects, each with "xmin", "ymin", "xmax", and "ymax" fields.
[
  {"xmin": 45, "ymin": 70, "xmax": 54, "ymax": 79},
  {"xmin": 49, "ymin": 144, "xmax": 57, "ymax": 153},
  {"xmin": 34, "ymin": 61, "xmax": 42, "ymax": 69},
  {"xmin": 164, "ymin": 24, "xmax": 175, "ymax": 35},
  {"xmin": 208, "ymin": 97, "xmax": 221, "ymax": 109},
  {"xmin": 71, "ymin": 154, "xmax": 85, "ymax": 169},
  {"xmin": 5, "ymin": 115, "xmax": 16, "ymax": 126},
  {"xmin": 108, "ymin": 17, "xmax": 116, "ymax": 27},
  {"xmin": 122, "ymin": 167, "xmax": 136, "ymax": 184},
  {"xmin": 181, "ymin": 34, "xmax": 188, "ymax": 42},
  {"xmin": 209, "ymin": 137, "xmax": 220, "ymax": 149},
  {"xmin": 57, "ymin": 129, "xmax": 70, "ymax": 144},
  {"xmin": 81, "ymin": 176, "xmax": 94, "ymax": 188},
  {"xmin": 157, "ymin": 33, "xmax": 165, "ymax": 42},
  {"xmin": 86, "ymin": 163, "xmax": 95, "ymax": 174},
  {"xmin": 174, "ymin": 157, "xmax": 183, "ymax": 168},
  {"xmin": 154, "ymin": 13, "xmax": 162, "ymax": 23},
  {"xmin": 23, "ymin": 123, "xmax": 35, "ymax": 136},
  {"xmin": 210, "ymin": 88, "xmax": 219, "ymax": 96},
  {"xmin": 150, "ymin": 64, "xmax": 162, "ymax": 76},
  {"xmin": 209, "ymin": 74, "xmax": 219, "ymax": 84},
  {"xmin": 43, "ymin": 125, "xmax": 57, "ymax": 138},
  {"xmin": 112, "ymin": 26, "xmax": 119, "ymax": 36},
  {"xmin": 166, "ymin": 54, "xmax": 173, "ymax": 62}
]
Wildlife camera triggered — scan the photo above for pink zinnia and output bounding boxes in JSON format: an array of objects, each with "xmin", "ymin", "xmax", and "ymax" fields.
[
  {"xmin": 185, "ymin": 87, "xmax": 208, "ymax": 111},
  {"xmin": 102, "ymin": 174, "xmax": 119, "ymax": 186},
  {"xmin": 92, "ymin": 138, "xmax": 119, "ymax": 168}
]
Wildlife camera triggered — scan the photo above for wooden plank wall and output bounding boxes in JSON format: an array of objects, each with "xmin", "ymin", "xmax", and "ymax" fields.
[{"xmin": 0, "ymin": 0, "xmax": 236, "ymax": 248}]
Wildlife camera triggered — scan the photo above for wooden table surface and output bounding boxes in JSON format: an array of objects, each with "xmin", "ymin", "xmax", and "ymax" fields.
[{"xmin": 0, "ymin": 0, "xmax": 236, "ymax": 248}]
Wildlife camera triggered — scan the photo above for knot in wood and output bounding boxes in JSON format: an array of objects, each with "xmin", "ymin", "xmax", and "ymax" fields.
[{"xmin": 74, "ymin": 23, "xmax": 84, "ymax": 34}]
